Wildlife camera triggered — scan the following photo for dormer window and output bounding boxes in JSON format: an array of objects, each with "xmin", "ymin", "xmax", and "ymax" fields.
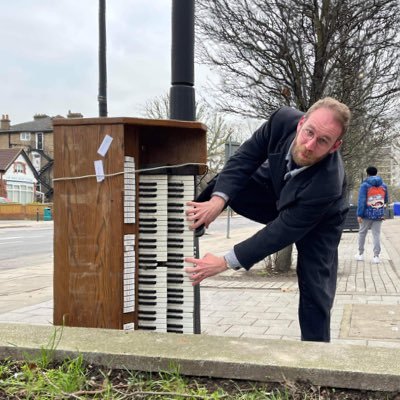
[
  {"xmin": 14, "ymin": 162, "xmax": 26, "ymax": 174},
  {"xmin": 20, "ymin": 132, "xmax": 31, "ymax": 141}
]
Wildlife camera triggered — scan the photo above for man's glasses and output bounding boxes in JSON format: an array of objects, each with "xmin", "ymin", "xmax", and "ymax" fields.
[{"xmin": 301, "ymin": 128, "xmax": 337, "ymax": 150}]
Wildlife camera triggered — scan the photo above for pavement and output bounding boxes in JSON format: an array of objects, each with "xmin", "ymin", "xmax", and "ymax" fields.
[{"xmin": 1, "ymin": 216, "xmax": 400, "ymax": 391}]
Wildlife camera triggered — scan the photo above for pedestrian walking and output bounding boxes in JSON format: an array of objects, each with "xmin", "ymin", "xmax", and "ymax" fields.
[{"xmin": 355, "ymin": 166, "xmax": 389, "ymax": 264}]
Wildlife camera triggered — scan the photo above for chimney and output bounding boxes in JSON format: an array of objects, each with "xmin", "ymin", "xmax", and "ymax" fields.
[
  {"xmin": 1, "ymin": 114, "xmax": 10, "ymax": 130},
  {"xmin": 67, "ymin": 110, "xmax": 83, "ymax": 118},
  {"xmin": 33, "ymin": 114, "xmax": 49, "ymax": 120}
]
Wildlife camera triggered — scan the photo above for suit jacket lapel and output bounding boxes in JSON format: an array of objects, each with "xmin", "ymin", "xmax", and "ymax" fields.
[
  {"xmin": 268, "ymin": 152, "xmax": 288, "ymax": 195},
  {"xmin": 278, "ymin": 179, "xmax": 302, "ymax": 210},
  {"xmin": 268, "ymin": 132, "xmax": 294, "ymax": 195},
  {"xmin": 269, "ymin": 151, "xmax": 309, "ymax": 211}
]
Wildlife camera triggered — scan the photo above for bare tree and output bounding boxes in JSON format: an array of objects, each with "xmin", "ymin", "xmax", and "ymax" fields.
[
  {"xmin": 0, "ymin": 179, "xmax": 7, "ymax": 199},
  {"xmin": 196, "ymin": 0, "xmax": 400, "ymax": 272},
  {"xmin": 143, "ymin": 94, "xmax": 242, "ymax": 181},
  {"xmin": 196, "ymin": 0, "xmax": 400, "ymax": 187}
]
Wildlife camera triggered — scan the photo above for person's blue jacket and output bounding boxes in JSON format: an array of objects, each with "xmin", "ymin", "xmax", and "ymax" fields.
[{"xmin": 357, "ymin": 175, "xmax": 388, "ymax": 220}]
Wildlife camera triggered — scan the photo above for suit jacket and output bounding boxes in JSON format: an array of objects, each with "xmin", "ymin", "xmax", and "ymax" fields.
[{"xmin": 214, "ymin": 106, "xmax": 349, "ymax": 270}]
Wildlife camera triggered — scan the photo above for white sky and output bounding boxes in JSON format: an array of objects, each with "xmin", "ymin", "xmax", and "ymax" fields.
[{"xmin": 0, "ymin": 1, "xmax": 216, "ymax": 125}]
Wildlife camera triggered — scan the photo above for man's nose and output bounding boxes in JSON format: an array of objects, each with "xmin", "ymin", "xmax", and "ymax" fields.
[{"xmin": 305, "ymin": 137, "xmax": 317, "ymax": 151}]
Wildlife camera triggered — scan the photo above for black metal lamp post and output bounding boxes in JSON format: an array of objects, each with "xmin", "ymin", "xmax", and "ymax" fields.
[
  {"xmin": 169, "ymin": 0, "xmax": 195, "ymax": 121},
  {"xmin": 98, "ymin": 0, "xmax": 108, "ymax": 117}
]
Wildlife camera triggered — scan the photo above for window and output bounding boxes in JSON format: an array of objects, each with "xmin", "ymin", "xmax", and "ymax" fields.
[
  {"xmin": 7, "ymin": 184, "xmax": 19, "ymax": 202},
  {"xmin": 14, "ymin": 162, "xmax": 26, "ymax": 174},
  {"xmin": 36, "ymin": 132, "xmax": 43, "ymax": 150},
  {"xmin": 32, "ymin": 152, "xmax": 41, "ymax": 171},
  {"xmin": 6, "ymin": 183, "xmax": 34, "ymax": 204},
  {"xmin": 20, "ymin": 132, "xmax": 31, "ymax": 141}
]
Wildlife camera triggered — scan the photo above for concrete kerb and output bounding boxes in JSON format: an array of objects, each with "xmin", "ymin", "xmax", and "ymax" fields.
[{"xmin": 1, "ymin": 323, "xmax": 400, "ymax": 392}]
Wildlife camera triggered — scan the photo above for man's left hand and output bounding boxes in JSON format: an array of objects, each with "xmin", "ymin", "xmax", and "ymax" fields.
[
  {"xmin": 186, "ymin": 195, "xmax": 226, "ymax": 230},
  {"xmin": 184, "ymin": 253, "xmax": 228, "ymax": 286}
]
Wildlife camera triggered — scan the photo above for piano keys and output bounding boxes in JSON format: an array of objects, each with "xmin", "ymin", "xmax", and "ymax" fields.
[{"xmin": 136, "ymin": 174, "xmax": 195, "ymax": 333}]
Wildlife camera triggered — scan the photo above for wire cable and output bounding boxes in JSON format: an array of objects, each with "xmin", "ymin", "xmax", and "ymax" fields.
[{"xmin": 53, "ymin": 162, "xmax": 208, "ymax": 182}]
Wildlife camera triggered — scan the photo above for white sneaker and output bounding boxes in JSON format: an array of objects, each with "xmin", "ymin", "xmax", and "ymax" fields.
[
  {"xmin": 355, "ymin": 253, "xmax": 364, "ymax": 261},
  {"xmin": 372, "ymin": 256, "xmax": 380, "ymax": 264}
]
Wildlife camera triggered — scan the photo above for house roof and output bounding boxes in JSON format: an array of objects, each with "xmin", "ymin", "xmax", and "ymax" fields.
[
  {"xmin": 2, "ymin": 116, "xmax": 53, "ymax": 133},
  {"xmin": 1, "ymin": 112, "xmax": 84, "ymax": 134},
  {"xmin": 0, "ymin": 148, "xmax": 39, "ymax": 181},
  {"xmin": 0, "ymin": 148, "xmax": 22, "ymax": 171}
]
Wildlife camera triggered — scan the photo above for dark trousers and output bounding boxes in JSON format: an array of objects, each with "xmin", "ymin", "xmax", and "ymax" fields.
[{"xmin": 198, "ymin": 175, "xmax": 335, "ymax": 342}]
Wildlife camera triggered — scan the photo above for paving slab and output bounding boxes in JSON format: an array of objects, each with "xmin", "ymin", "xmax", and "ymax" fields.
[{"xmin": 341, "ymin": 304, "xmax": 400, "ymax": 340}]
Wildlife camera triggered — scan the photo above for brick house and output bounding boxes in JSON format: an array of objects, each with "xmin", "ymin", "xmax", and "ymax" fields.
[
  {"xmin": 0, "ymin": 148, "xmax": 39, "ymax": 203},
  {"xmin": 0, "ymin": 111, "xmax": 83, "ymax": 201}
]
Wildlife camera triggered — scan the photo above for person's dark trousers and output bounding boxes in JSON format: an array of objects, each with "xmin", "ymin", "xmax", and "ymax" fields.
[
  {"xmin": 295, "ymin": 225, "xmax": 341, "ymax": 342},
  {"xmin": 196, "ymin": 174, "xmax": 337, "ymax": 342}
]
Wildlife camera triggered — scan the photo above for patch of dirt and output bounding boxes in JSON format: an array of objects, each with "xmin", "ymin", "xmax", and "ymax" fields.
[
  {"xmin": 1, "ymin": 362, "xmax": 400, "ymax": 399},
  {"xmin": 94, "ymin": 367, "xmax": 400, "ymax": 399}
]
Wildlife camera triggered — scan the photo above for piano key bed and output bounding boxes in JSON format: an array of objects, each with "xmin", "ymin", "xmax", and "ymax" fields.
[{"xmin": 123, "ymin": 165, "xmax": 196, "ymax": 333}]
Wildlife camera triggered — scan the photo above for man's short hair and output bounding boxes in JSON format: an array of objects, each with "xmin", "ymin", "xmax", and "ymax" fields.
[
  {"xmin": 306, "ymin": 97, "xmax": 351, "ymax": 138},
  {"xmin": 366, "ymin": 166, "xmax": 378, "ymax": 176}
]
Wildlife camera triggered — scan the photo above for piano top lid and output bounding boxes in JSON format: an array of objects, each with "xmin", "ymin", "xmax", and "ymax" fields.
[{"xmin": 52, "ymin": 116, "xmax": 207, "ymax": 131}]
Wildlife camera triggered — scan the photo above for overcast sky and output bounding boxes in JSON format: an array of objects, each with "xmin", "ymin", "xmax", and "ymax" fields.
[{"xmin": 0, "ymin": 1, "xmax": 215, "ymax": 125}]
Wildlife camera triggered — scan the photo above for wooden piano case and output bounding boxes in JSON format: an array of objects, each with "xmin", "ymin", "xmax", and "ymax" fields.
[{"xmin": 53, "ymin": 117, "xmax": 207, "ymax": 330}]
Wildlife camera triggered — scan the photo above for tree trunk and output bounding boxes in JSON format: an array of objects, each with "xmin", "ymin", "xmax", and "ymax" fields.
[
  {"xmin": 0, "ymin": 179, "xmax": 7, "ymax": 198},
  {"xmin": 274, "ymin": 244, "xmax": 293, "ymax": 273}
]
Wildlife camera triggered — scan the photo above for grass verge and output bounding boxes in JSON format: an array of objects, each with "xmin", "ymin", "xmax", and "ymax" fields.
[{"xmin": 1, "ymin": 356, "xmax": 399, "ymax": 399}]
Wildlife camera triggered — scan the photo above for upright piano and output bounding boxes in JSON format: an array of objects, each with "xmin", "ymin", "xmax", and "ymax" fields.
[{"xmin": 53, "ymin": 117, "xmax": 207, "ymax": 333}]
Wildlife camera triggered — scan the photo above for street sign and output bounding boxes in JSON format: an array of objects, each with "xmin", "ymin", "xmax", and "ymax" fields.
[
  {"xmin": 225, "ymin": 141, "xmax": 241, "ymax": 164},
  {"xmin": 224, "ymin": 139, "xmax": 241, "ymax": 238}
]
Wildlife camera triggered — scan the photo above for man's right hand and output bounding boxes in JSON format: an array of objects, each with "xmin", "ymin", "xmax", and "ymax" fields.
[
  {"xmin": 357, "ymin": 216, "xmax": 362, "ymax": 224},
  {"xmin": 186, "ymin": 195, "xmax": 226, "ymax": 230}
]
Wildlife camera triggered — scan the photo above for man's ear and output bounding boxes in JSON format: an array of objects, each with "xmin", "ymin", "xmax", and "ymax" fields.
[
  {"xmin": 329, "ymin": 139, "xmax": 343, "ymax": 153},
  {"xmin": 296, "ymin": 115, "xmax": 306, "ymax": 133}
]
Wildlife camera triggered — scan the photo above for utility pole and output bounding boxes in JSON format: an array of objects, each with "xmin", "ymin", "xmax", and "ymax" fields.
[
  {"xmin": 169, "ymin": 0, "xmax": 195, "ymax": 121},
  {"xmin": 98, "ymin": 0, "xmax": 108, "ymax": 117}
]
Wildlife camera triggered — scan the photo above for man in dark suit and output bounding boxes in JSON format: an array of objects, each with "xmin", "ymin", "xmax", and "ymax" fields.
[{"xmin": 185, "ymin": 97, "xmax": 351, "ymax": 342}]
